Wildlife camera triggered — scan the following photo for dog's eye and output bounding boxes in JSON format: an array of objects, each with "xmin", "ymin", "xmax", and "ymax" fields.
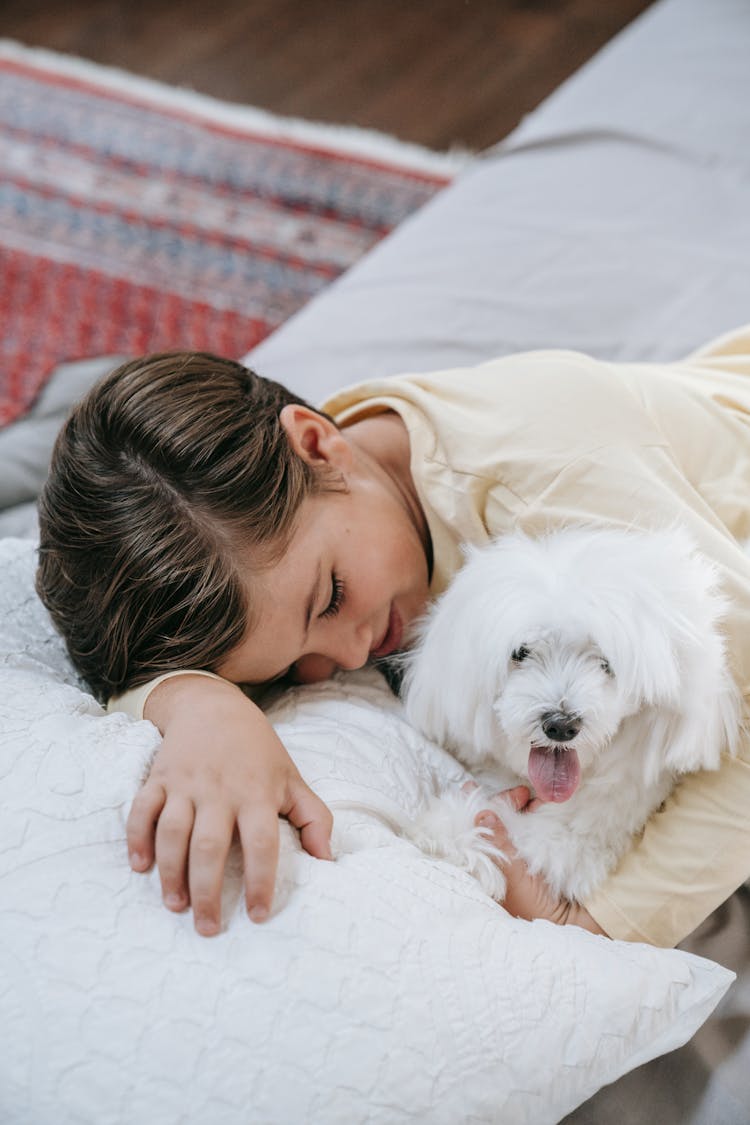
[
  {"xmin": 600, "ymin": 658, "xmax": 614, "ymax": 676},
  {"xmin": 511, "ymin": 646, "xmax": 530, "ymax": 662}
]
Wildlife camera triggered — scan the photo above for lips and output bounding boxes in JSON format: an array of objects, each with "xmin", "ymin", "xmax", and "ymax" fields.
[{"xmin": 371, "ymin": 604, "xmax": 403, "ymax": 660}]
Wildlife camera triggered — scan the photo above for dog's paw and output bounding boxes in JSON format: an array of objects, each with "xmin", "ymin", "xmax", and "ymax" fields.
[{"xmin": 409, "ymin": 788, "xmax": 509, "ymax": 901}]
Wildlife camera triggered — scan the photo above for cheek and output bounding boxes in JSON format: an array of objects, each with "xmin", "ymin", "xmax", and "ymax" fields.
[{"xmin": 382, "ymin": 513, "xmax": 429, "ymax": 587}]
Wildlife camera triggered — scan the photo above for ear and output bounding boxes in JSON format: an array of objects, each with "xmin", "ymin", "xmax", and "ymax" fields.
[
  {"xmin": 639, "ymin": 650, "xmax": 742, "ymax": 783},
  {"xmin": 279, "ymin": 404, "xmax": 353, "ymax": 473},
  {"xmin": 614, "ymin": 533, "xmax": 744, "ymax": 780}
]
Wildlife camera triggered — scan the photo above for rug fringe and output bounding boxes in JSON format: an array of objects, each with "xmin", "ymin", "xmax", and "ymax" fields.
[{"xmin": 0, "ymin": 38, "xmax": 473, "ymax": 178}]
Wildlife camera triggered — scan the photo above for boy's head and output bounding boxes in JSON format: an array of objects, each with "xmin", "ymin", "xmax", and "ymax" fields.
[{"xmin": 36, "ymin": 353, "xmax": 340, "ymax": 701}]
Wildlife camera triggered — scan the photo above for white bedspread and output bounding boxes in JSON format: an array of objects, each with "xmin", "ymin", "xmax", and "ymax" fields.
[{"xmin": 0, "ymin": 539, "xmax": 734, "ymax": 1124}]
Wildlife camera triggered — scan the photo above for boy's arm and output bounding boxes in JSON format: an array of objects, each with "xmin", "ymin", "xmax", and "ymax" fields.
[
  {"xmin": 120, "ymin": 673, "xmax": 333, "ymax": 935},
  {"xmin": 475, "ymin": 746, "xmax": 750, "ymax": 947},
  {"xmin": 108, "ymin": 668, "xmax": 226, "ymax": 720}
]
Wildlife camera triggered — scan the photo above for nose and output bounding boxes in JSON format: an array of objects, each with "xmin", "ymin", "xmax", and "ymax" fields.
[
  {"xmin": 335, "ymin": 638, "xmax": 372, "ymax": 671},
  {"xmin": 541, "ymin": 710, "xmax": 581, "ymax": 743}
]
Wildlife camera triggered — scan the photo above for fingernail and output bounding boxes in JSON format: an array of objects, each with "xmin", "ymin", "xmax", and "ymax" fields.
[
  {"xmin": 249, "ymin": 905, "xmax": 268, "ymax": 924},
  {"xmin": 165, "ymin": 893, "xmax": 187, "ymax": 911},
  {"xmin": 477, "ymin": 812, "xmax": 499, "ymax": 829},
  {"xmin": 130, "ymin": 852, "xmax": 147, "ymax": 870},
  {"xmin": 196, "ymin": 917, "xmax": 219, "ymax": 937}
]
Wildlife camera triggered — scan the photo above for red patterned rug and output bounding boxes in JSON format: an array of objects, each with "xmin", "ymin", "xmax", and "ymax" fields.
[{"xmin": 0, "ymin": 42, "xmax": 462, "ymax": 427}]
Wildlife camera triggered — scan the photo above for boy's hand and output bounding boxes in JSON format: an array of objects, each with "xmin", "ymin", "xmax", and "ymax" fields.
[
  {"xmin": 126, "ymin": 674, "xmax": 333, "ymax": 936},
  {"xmin": 475, "ymin": 793, "xmax": 609, "ymax": 936}
]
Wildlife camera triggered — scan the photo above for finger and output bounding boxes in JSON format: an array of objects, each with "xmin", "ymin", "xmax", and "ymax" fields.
[
  {"xmin": 525, "ymin": 797, "xmax": 545, "ymax": 813},
  {"xmin": 188, "ymin": 803, "xmax": 236, "ymax": 938},
  {"xmin": 461, "ymin": 780, "xmax": 479, "ymax": 795},
  {"xmin": 284, "ymin": 782, "xmax": 333, "ymax": 861},
  {"xmin": 474, "ymin": 809, "xmax": 514, "ymax": 854},
  {"xmin": 126, "ymin": 781, "xmax": 166, "ymax": 871},
  {"xmin": 237, "ymin": 805, "xmax": 281, "ymax": 924},
  {"xmin": 495, "ymin": 785, "xmax": 532, "ymax": 813},
  {"xmin": 154, "ymin": 794, "xmax": 195, "ymax": 913}
]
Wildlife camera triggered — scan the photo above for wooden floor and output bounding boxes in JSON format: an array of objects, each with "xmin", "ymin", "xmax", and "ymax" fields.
[{"xmin": 2, "ymin": 0, "xmax": 654, "ymax": 150}]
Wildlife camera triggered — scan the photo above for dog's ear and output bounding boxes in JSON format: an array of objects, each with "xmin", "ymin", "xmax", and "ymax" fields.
[
  {"xmin": 402, "ymin": 544, "xmax": 512, "ymax": 764},
  {"xmin": 639, "ymin": 606, "xmax": 742, "ymax": 779},
  {"xmin": 609, "ymin": 530, "xmax": 743, "ymax": 780},
  {"xmin": 641, "ymin": 670, "xmax": 742, "ymax": 782}
]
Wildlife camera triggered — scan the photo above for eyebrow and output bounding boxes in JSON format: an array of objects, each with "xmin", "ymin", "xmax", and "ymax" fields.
[{"xmin": 304, "ymin": 560, "xmax": 322, "ymax": 636}]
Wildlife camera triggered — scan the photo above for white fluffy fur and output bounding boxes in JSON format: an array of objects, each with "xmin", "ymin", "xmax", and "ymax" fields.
[{"xmin": 402, "ymin": 527, "xmax": 743, "ymax": 903}]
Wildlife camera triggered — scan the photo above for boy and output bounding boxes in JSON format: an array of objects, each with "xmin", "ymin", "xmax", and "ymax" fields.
[{"xmin": 37, "ymin": 331, "xmax": 750, "ymax": 943}]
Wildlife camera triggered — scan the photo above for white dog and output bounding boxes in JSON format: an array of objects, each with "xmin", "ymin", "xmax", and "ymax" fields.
[{"xmin": 401, "ymin": 527, "xmax": 743, "ymax": 903}]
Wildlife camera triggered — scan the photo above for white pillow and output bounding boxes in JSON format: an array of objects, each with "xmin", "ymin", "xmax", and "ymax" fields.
[{"xmin": 0, "ymin": 538, "xmax": 734, "ymax": 1125}]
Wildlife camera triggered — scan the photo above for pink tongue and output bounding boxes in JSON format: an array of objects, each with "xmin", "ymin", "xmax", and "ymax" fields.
[{"xmin": 528, "ymin": 745, "xmax": 581, "ymax": 803}]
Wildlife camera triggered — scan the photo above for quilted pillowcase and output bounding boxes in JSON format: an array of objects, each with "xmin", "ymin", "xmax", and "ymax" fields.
[{"xmin": 0, "ymin": 538, "xmax": 734, "ymax": 1125}]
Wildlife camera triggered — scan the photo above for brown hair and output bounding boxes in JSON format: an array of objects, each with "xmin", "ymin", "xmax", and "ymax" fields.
[{"xmin": 36, "ymin": 352, "xmax": 339, "ymax": 701}]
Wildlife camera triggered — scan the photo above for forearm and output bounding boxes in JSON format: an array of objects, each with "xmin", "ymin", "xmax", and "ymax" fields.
[
  {"xmin": 107, "ymin": 668, "xmax": 229, "ymax": 723},
  {"xmin": 142, "ymin": 670, "xmax": 245, "ymax": 731},
  {"xmin": 547, "ymin": 898, "xmax": 608, "ymax": 937}
]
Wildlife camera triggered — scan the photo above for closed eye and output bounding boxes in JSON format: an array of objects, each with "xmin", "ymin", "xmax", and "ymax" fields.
[
  {"xmin": 511, "ymin": 645, "xmax": 530, "ymax": 662},
  {"xmin": 321, "ymin": 573, "xmax": 345, "ymax": 619}
]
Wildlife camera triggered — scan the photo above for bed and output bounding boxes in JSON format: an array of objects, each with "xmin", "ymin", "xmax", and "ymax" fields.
[{"xmin": 1, "ymin": 0, "xmax": 749, "ymax": 1121}]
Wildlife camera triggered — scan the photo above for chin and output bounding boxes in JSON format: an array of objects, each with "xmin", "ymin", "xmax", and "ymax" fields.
[{"xmin": 401, "ymin": 526, "xmax": 743, "ymax": 903}]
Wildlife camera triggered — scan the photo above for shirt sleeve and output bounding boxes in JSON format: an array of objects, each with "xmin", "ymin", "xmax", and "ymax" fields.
[
  {"xmin": 106, "ymin": 669, "xmax": 226, "ymax": 721},
  {"xmin": 684, "ymin": 321, "xmax": 750, "ymax": 369}
]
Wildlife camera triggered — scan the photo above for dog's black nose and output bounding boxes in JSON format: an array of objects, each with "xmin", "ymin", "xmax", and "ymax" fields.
[{"xmin": 541, "ymin": 711, "xmax": 581, "ymax": 742}]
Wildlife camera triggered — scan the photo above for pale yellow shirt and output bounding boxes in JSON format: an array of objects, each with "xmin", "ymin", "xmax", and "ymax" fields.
[{"xmin": 112, "ymin": 325, "xmax": 750, "ymax": 947}]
